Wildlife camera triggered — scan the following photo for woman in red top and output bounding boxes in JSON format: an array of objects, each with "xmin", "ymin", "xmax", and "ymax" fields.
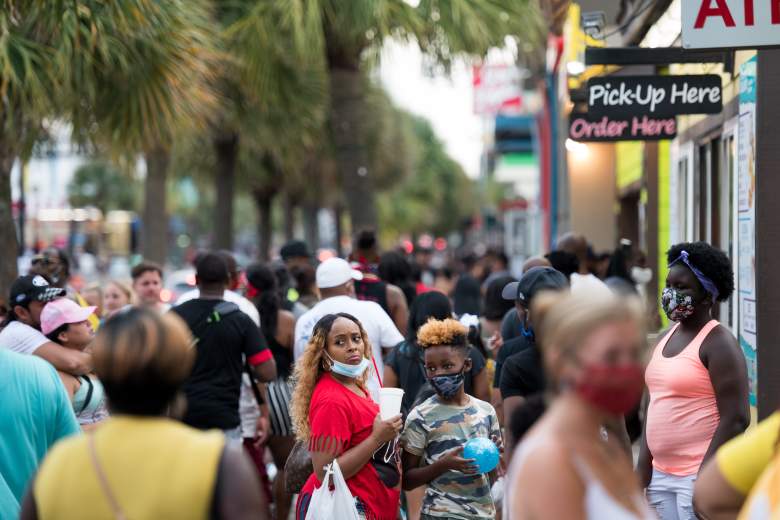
[{"xmin": 291, "ymin": 313, "xmax": 403, "ymax": 520}]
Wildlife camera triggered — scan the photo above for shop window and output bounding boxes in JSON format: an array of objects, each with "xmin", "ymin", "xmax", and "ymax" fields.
[
  {"xmin": 673, "ymin": 134, "xmax": 736, "ymax": 332},
  {"xmin": 695, "ymin": 139, "xmax": 723, "ymax": 319},
  {"xmin": 698, "ymin": 135, "xmax": 744, "ymax": 330},
  {"xmin": 720, "ymin": 131, "xmax": 738, "ymax": 332},
  {"xmin": 675, "ymin": 156, "xmax": 690, "ymax": 242},
  {"xmin": 695, "ymin": 140, "xmax": 720, "ymax": 243}
]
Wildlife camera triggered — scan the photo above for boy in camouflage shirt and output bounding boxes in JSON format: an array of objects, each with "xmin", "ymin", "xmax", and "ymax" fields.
[{"xmin": 401, "ymin": 319, "xmax": 502, "ymax": 520}]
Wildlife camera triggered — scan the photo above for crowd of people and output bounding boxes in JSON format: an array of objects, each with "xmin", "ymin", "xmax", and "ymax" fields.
[{"xmin": 0, "ymin": 230, "xmax": 774, "ymax": 520}]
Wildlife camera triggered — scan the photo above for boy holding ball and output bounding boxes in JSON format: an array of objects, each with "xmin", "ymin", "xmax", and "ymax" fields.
[{"xmin": 401, "ymin": 318, "xmax": 502, "ymax": 520}]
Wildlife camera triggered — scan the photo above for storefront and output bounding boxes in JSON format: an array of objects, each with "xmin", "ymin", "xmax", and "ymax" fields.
[
  {"xmin": 617, "ymin": 0, "xmax": 780, "ymax": 417},
  {"xmin": 558, "ymin": 0, "xmax": 780, "ymax": 420},
  {"xmin": 668, "ymin": 55, "xmax": 747, "ymax": 335}
]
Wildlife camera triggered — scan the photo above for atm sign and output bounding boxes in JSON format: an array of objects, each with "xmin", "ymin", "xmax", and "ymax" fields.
[{"xmin": 683, "ymin": 0, "xmax": 780, "ymax": 49}]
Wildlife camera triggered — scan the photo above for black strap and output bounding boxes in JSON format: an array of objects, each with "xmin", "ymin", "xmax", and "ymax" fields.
[
  {"xmin": 79, "ymin": 376, "xmax": 95, "ymax": 414},
  {"xmin": 213, "ymin": 301, "xmax": 241, "ymax": 317},
  {"xmin": 189, "ymin": 301, "xmax": 241, "ymax": 341}
]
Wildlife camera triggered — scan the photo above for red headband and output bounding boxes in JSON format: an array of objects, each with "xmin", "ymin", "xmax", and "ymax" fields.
[{"xmin": 246, "ymin": 283, "xmax": 261, "ymax": 300}]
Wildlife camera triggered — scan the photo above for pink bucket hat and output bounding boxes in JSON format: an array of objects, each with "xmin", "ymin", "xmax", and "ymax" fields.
[{"xmin": 41, "ymin": 298, "xmax": 97, "ymax": 336}]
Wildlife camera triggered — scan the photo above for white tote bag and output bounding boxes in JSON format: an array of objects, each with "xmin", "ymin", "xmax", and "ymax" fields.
[{"xmin": 304, "ymin": 460, "xmax": 361, "ymax": 520}]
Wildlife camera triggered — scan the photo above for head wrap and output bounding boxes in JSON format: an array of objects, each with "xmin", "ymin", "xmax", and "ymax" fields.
[{"xmin": 669, "ymin": 250, "xmax": 719, "ymax": 301}]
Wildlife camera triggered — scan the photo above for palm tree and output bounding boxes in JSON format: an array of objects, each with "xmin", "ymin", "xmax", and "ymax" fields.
[
  {"xmin": 240, "ymin": 109, "xmax": 330, "ymax": 258},
  {"xmin": 68, "ymin": 3, "xmax": 219, "ymax": 264},
  {"xmin": 208, "ymin": 0, "xmax": 541, "ymax": 250},
  {"xmin": 0, "ymin": 1, "xmax": 218, "ymax": 290},
  {"xmin": 318, "ymin": 0, "xmax": 542, "ymax": 230},
  {"xmin": 0, "ymin": 0, "xmax": 58, "ymax": 298},
  {"xmin": 207, "ymin": 0, "xmax": 327, "ymax": 251},
  {"xmin": 377, "ymin": 113, "xmax": 476, "ymax": 238}
]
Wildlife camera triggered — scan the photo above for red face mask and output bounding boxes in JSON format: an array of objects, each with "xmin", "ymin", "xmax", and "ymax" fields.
[{"xmin": 574, "ymin": 363, "xmax": 645, "ymax": 416}]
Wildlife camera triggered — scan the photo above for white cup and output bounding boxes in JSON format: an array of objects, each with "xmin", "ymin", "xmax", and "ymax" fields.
[{"xmin": 379, "ymin": 388, "xmax": 404, "ymax": 420}]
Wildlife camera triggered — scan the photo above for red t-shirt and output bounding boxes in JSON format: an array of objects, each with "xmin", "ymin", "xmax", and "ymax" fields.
[{"xmin": 298, "ymin": 373, "xmax": 401, "ymax": 520}]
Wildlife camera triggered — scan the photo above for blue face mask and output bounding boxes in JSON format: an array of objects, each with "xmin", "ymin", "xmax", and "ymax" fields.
[
  {"xmin": 325, "ymin": 352, "xmax": 369, "ymax": 379},
  {"xmin": 429, "ymin": 371, "xmax": 465, "ymax": 399}
]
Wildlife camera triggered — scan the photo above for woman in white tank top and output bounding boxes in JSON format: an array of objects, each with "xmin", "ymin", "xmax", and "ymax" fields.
[{"xmin": 503, "ymin": 291, "xmax": 654, "ymax": 520}]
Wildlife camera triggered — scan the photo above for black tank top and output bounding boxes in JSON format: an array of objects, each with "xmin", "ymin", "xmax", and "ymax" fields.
[
  {"xmin": 267, "ymin": 334, "xmax": 293, "ymax": 380},
  {"xmin": 354, "ymin": 276, "xmax": 389, "ymax": 314}
]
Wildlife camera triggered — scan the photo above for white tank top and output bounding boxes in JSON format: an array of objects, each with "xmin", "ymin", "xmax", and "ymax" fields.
[{"xmin": 504, "ymin": 439, "xmax": 654, "ymax": 520}]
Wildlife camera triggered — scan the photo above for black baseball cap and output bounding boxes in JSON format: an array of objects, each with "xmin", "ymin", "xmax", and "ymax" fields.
[
  {"xmin": 501, "ymin": 267, "xmax": 568, "ymax": 306},
  {"xmin": 280, "ymin": 240, "xmax": 311, "ymax": 261},
  {"xmin": 10, "ymin": 275, "xmax": 66, "ymax": 307}
]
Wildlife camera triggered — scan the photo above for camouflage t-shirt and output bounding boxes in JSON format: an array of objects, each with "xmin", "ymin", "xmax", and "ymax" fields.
[{"xmin": 401, "ymin": 395, "xmax": 501, "ymax": 519}]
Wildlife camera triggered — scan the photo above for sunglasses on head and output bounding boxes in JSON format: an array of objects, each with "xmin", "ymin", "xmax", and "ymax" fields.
[{"xmin": 33, "ymin": 254, "xmax": 60, "ymax": 266}]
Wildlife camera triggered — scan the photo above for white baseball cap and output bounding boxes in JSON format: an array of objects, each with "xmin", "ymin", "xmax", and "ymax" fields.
[{"xmin": 316, "ymin": 258, "xmax": 363, "ymax": 289}]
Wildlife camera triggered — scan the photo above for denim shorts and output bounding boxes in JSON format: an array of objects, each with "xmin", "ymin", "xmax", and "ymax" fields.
[{"xmin": 646, "ymin": 468, "xmax": 697, "ymax": 520}]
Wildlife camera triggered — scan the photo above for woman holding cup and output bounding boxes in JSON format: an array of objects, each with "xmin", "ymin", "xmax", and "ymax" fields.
[{"xmin": 290, "ymin": 313, "xmax": 403, "ymax": 520}]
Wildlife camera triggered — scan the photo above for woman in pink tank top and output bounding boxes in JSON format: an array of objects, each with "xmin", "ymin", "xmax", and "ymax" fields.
[{"xmin": 638, "ymin": 242, "xmax": 749, "ymax": 520}]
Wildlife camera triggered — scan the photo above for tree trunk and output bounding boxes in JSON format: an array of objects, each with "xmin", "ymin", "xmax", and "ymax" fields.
[
  {"xmin": 0, "ymin": 139, "xmax": 19, "ymax": 301},
  {"xmin": 329, "ymin": 67, "xmax": 377, "ymax": 231},
  {"xmin": 334, "ymin": 204, "xmax": 345, "ymax": 257},
  {"xmin": 303, "ymin": 202, "xmax": 319, "ymax": 250},
  {"xmin": 283, "ymin": 191, "xmax": 295, "ymax": 241},
  {"xmin": 254, "ymin": 190, "xmax": 274, "ymax": 261},
  {"xmin": 142, "ymin": 146, "xmax": 170, "ymax": 264},
  {"xmin": 214, "ymin": 133, "xmax": 238, "ymax": 251},
  {"xmin": 17, "ymin": 161, "xmax": 25, "ymax": 257},
  {"xmin": 300, "ymin": 150, "xmax": 322, "ymax": 251}
]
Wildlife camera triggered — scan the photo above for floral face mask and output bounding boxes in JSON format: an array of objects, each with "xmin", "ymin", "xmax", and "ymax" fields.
[{"xmin": 661, "ymin": 288, "xmax": 696, "ymax": 322}]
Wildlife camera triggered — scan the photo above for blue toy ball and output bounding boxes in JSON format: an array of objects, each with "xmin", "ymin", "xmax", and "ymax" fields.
[{"xmin": 463, "ymin": 437, "xmax": 500, "ymax": 473}]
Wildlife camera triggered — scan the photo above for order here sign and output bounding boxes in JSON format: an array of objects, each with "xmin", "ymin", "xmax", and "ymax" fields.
[
  {"xmin": 683, "ymin": 0, "xmax": 780, "ymax": 49},
  {"xmin": 569, "ymin": 113, "xmax": 677, "ymax": 142}
]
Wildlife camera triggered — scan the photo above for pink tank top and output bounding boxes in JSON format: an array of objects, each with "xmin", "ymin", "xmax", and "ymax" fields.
[{"xmin": 645, "ymin": 320, "xmax": 720, "ymax": 476}]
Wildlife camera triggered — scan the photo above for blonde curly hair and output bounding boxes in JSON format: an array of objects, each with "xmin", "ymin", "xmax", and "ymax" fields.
[
  {"xmin": 290, "ymin": 313, "xmax": 373, "ymax": 442},
  {"xmin": 416, "ymin": 318, "xmax": 468, "ymax": 350}
]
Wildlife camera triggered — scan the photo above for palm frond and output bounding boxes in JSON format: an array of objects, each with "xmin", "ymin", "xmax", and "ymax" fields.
[
  {"xmin": 1, "ymin": 0, "xmax": 221, "ymax": 154},
  {"xmin": 413, "ymin": 0, "xmax": 545, "ymax": 70},
  {"xmin": 219, "ymin": 0, "xmax": 329, "ymax": 180}
]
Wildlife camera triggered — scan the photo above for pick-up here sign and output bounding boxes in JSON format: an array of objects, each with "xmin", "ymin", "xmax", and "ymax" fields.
[{"xmin": 586, "ymin": 75, "xmax": 723, "ymax": 119}]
